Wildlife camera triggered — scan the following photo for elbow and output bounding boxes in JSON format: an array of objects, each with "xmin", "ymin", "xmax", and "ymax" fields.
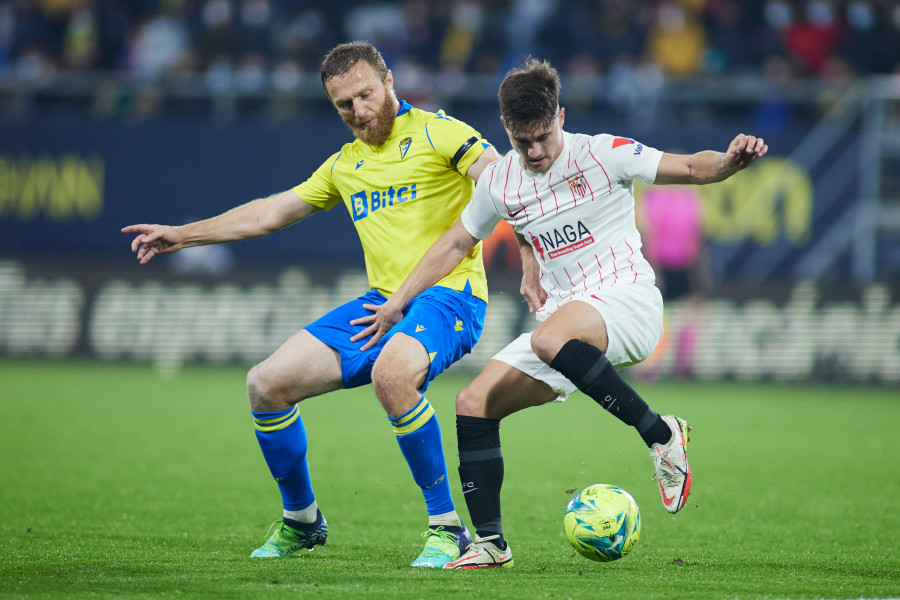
[
  {"xmin": 252, "ymin": 218, "xmax": 277, "ymax": 237},
  {"xmin": 256, "ymin": 211, "xmax": 295, "ymax": 235}
]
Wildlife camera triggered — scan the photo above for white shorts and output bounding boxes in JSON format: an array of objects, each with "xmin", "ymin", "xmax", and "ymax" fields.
[{"xmin": 492, "ymin": 283, "xmax": 664, "ymax": 401}]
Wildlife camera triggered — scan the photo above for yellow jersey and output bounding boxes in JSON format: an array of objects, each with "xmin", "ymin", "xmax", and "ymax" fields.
[{"xmin": 294, "ymin": 101, "xmax": 491, "ymax": 302}]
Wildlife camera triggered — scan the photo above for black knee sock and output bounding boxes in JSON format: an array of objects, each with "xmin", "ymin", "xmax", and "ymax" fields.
[
  {"xmin": 549, "ymin": 339, "xmax": 670, "ymax": 448},
  {"xmin": 457, "ymin": 415, "xmax": 506, "ymax": 547}
]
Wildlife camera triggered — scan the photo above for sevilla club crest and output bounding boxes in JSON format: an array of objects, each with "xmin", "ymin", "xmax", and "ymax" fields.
[{"xmin": 567, "ymin": 173, "xmax": 587, "ymax": 198}]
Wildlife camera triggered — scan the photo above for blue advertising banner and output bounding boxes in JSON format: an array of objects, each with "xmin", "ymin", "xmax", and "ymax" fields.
[{"xmin": 1, "ymin": 111, "xmax": 820, "ymax": 279}]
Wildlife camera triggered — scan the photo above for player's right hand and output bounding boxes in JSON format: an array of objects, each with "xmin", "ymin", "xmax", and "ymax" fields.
[
  {"xmin": 121, "ymin": 224, "xmax": 184, "ymax": 264},
  {"xmin": 350, "ymin": 300, "xmax": 404, "ymax": 351}
]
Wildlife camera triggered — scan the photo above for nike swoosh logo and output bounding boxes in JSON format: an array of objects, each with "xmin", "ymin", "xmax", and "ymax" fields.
[
  {"xmin": 508, "ymin": 207, "xmax": 525, "ymax": 218},
  {"xmin": 656, "ymin": 448, "xmax": 687, "ymax": 507},
  {"xmin": 659, "ymin": 483, "xmax": 677, "ymax": 507},
  {"xmin": 355, "ymin": 160, "xmax": 364, "ymax": 170},
  {"xmin": 415, "ymin": 325, "xmax": 426, "ymax": 332}
]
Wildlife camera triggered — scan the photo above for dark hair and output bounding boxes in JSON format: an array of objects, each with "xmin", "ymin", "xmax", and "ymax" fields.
[
  {"xmin": 321, "ymin": 41, "xmax": 389, "ymax": 90},
  {"xmin": 498, "ymin": 58, "xmax": 561, "ymax": 135}
]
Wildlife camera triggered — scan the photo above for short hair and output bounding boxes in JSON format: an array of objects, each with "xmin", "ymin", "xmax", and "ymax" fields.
[
  {"xmin": 498, "ymin": 58, "xmax": 561, "ymax": 135},
  {"xmin": 321, "ymin": 41, "xmax": 389, "ymax": 90}
]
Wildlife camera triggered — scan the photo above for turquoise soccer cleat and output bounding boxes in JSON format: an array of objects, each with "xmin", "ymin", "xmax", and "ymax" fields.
[
  {"xmin": 250, "ymin": 511, "xmax": 328, "ymax": 558},
  {"xmin": 410, "ymin": 524, "xmax": 471, "ymax": 568}
]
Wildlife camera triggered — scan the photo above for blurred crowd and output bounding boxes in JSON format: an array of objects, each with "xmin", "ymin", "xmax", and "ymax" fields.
[
  {"xmin": 1, "ymin": 0, "xmax": 898, "ymax": 122},
  {"xmin": 4, "ymin": 0, "xmax": 900, "ymax": 82}
]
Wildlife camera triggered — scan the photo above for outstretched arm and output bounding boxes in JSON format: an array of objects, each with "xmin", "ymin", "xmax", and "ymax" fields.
[
  {"xmin": 654, "ymin": 133, "xmax": 767, "ymax": 185},
  {"xmin": 122, "ymin": 189, "xmax": 320, "ymax": 264},
  {"xmin": 350, "ymin": 219, "xmax": 480, "ymax": 350}
]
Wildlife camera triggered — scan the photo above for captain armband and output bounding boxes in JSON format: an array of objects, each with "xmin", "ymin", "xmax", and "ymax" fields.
[{"xmin": 450, "ymin": 136, "xmax": 480, "ymax": 169}]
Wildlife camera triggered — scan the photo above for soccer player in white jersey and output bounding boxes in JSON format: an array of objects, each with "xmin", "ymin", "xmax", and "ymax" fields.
[
  {"xmin": 121, "ymin": 42, "xmax": 538, "ymax": 568},
  {"xmin": 354, "ymin": 58, "xmax": 767, "ymax": 568}
]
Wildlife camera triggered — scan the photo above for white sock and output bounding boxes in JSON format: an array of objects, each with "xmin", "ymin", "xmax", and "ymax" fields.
[
  {"xmin": 284, "ymin": 501, "xmax": 318, "ymax": 524},
  {"xmin": 428, "ymin": 510, "xmax": 461, "ymax": 528}
]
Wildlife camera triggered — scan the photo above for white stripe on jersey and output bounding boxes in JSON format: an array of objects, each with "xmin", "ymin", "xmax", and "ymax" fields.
[{"xmin": 461, "ymin": 130, "xmax": 664, "ymax": 318}]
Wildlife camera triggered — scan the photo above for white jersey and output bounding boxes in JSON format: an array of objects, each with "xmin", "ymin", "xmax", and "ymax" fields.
[{"xmin": 461, "ymin": 131, "xmax": 663, "ymax": 319}]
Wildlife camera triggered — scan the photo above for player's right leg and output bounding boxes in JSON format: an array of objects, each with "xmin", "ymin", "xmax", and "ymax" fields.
[
  {"xmin": 446, "ymin": 359, "xmax": 557, "ymax": 569},
  {"xmin": 246, "ymin": 330, "xmax": 343, "ymax": 557}
]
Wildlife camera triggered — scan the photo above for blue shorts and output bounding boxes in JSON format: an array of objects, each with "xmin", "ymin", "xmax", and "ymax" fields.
[{"xmin": 304, "ymin": 282, "xmax": 487, "ymax": 391}]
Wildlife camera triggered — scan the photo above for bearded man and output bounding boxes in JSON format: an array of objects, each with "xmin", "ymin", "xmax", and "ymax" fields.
[{"xmin": 122, "ymin": 42, "xmax": 532, "ymax": 568}]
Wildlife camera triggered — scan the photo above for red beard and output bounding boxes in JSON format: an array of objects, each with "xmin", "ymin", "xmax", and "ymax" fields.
[{"xmin": 343, "ymin": 92, "xmax": 397, "ymax": 146}]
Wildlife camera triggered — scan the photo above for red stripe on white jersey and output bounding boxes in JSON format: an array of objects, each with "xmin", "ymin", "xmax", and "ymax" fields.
[
  {"xmin": 533, "ymin": 178, "xmax": 545, "ymax": 216},
  {"xmin": 610, "ymin": 246, "xmax": 619, "ymax": 285},
  {"xmin": 587, "ymin": 143, "xmax": 613, "ymax": 195},
  {"xmin": 624, "ymin": 239, "xmax": 637, "ymax": 283}
]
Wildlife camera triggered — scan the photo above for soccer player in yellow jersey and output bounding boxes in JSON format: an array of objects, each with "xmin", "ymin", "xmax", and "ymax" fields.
[{"xmin": 122, "ymin": 42, "xmax": 517, "ymax": 567}]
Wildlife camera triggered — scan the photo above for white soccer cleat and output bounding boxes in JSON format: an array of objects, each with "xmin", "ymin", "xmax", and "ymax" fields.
[
  {"xmin": 651, "ymin": 415, "xmax": 692, "ymax": 514},
  {"xmin": 444, "ymin": 534, "xmax": 513, "ymax": 569}
]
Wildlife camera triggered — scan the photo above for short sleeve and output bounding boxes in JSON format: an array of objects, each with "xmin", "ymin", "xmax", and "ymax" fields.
[
  {"xmin": 596, "ymin": 135, "xmax": 664, "ymax": 186},
  {"xmin": 424, "ymin": 110, "xmax": 493, "ymax": 176},
  {"xmin": 293, "ymin": 151, "xmax": 343, "ymax": 211},
  {"xmin": 460, "ymin": 176, "xmax": 501, "ymax": 239}
]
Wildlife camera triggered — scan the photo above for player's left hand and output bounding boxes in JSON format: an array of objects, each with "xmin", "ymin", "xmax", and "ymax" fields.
[
  {"xmin": 350, "ymin": 301, "xmax": 404, "ymax": 351},
  {"xmin": 725, "ymin": 134, "xmax": 767, "ymax": 172},
  {"xmin": 520, "ymin": 255, "xmax": 546, "ymax": 313}
]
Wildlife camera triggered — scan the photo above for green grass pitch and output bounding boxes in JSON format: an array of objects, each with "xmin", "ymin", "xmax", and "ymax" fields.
[{"xmin": 1, "ymin": 361, "xmax": 898, "ymax": 599}]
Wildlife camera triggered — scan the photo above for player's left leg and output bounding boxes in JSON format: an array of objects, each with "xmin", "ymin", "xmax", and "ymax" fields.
[
  {"xmin": 368, "ymin": 285, "xmax": 486, "ymax": 567},
  {"xmin": 371, "ymin": 333, "xmax": 470, "ymax": 567},
  {"xmin": 530, "ymin": 299, "xmax": 672, "ymax": 447},
  {"xmin": 529, "ymin": 286, "xmax": 691, "ymax": 513}
]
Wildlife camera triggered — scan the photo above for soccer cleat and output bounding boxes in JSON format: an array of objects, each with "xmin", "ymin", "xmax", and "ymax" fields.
[
  {"xmin": 250, "ymin": 511, "xmax": 328, "ymax": 558},
  {"xmin": 444, "ymin": 534, "xmax": 513, "ymax": 569},
  {"xmin": 410, "ymin": 524, "xmax": 471, "ymax": 568},
  {"xmin": 651, "ymin": 415, "xmax": 692, "ymax": 514}
]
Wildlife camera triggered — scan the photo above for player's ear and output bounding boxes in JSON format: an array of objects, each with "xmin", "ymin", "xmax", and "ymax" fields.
[
  {"xmin": 384, "ymin": 69, "xmax": 394, "ymax": 89},
  {"xmin": 558, "ymin": 107, "xmax": 565, "ymax": 128},
  {"xmin": 500, "ymin": 116, "xmax": 509, "ymax": 133}
]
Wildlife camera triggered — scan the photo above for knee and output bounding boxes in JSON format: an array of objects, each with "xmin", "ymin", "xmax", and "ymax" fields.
[
  {"xmin": 371, "ymin": 339, "xmax": 429, "ymax": 412},
  {"xmin": 369, "ymin": 360, "xmax": 394, "ymax": 401},
  {"xmin": 530, "ymin": 326, "xmax": 565, "ymax": 366},
  {"xmin": 246, "ymin": 363, "xmax": 289, "ymax": 412},
  {"xmin": 455, "ymin": 384, "xmax": 485, "ymax": 417},
  {"xmin": 370, "ymin": 358, "xmax": 412, "ymax": 412}
]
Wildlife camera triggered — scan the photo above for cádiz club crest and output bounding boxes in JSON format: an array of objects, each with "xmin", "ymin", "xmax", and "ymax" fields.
[{"xmin": 399, "ymin": 137, "xmax": 412, "ymax": 159}]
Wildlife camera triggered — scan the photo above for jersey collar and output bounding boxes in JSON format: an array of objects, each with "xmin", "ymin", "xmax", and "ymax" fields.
[{"xmin": 397, "ymin": 100, "xmax": 412, "ymax": 117}]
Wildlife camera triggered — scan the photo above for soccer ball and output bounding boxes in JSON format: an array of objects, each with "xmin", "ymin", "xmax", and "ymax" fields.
[{"xmin": 564, "ymin": 484, "xmax": 641, "ymax": 562}]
